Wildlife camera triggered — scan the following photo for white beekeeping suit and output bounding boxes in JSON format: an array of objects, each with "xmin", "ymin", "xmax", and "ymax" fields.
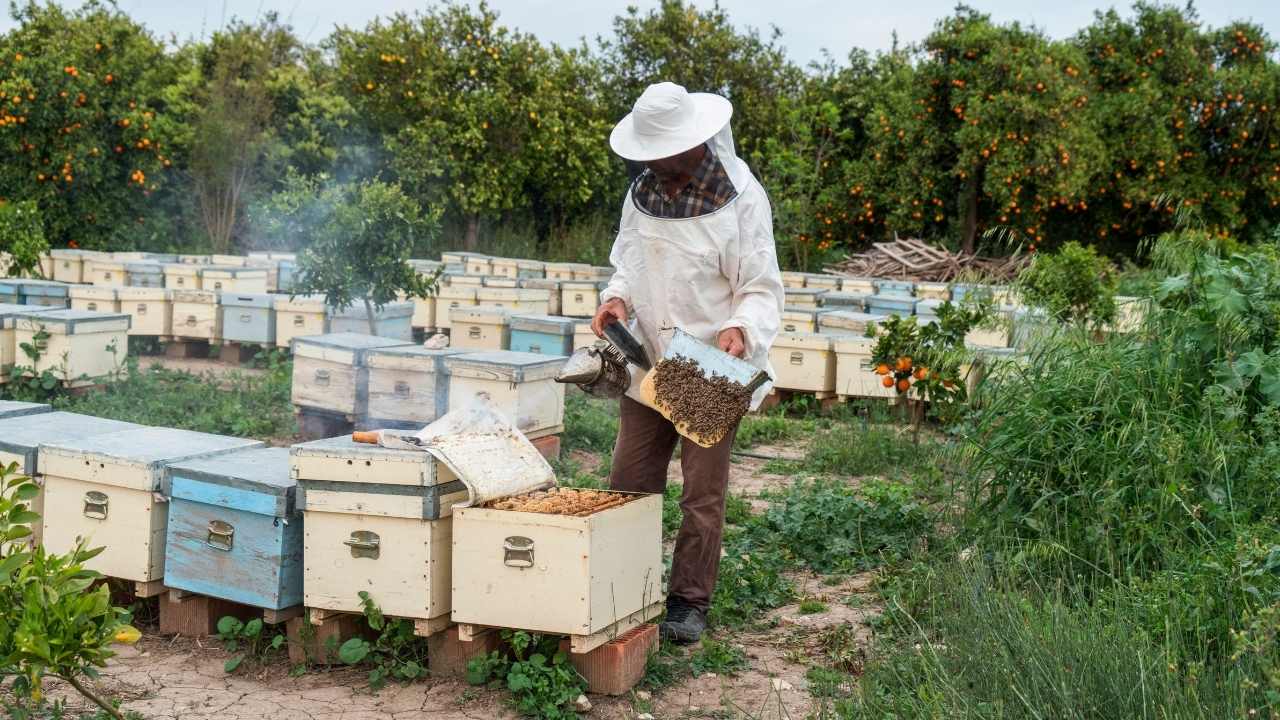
[{"xmin": 600, "ymin": 120, "xmax": 784, "ymax": 409}]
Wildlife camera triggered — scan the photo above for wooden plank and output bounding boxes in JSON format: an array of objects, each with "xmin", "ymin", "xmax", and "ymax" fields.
[
  {"xmin": 262, "ymin": 605, "xmax": 304, "ymax": 624},
  {"xmin": 412, "ymin": 614, "xmax": 452, "ymax": 638},
  {"xmin": 457, "ymin": 623, "xmax": 496, "ymax": 642},
  {"xmin": 134, "ymin": 579, "xmax": 166, "ymax": 598},
  {"xmin": 308, "ymin": 607, "xmax": 345, "ymax": 625},
  {"xmin": 167, "ymin": 588, "xmax": 195, "ymax": 602},
  {"xmin": 569, "ymin": 601, "xmax": 664, "ymax": 655}
]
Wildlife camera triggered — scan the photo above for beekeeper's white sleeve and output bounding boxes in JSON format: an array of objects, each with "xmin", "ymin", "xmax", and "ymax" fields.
[{"xmin": 719, "ymin": 185, "xmax": 784, "ymax": 358}]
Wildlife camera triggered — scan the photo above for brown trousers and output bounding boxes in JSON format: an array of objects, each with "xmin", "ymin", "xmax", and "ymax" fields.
[{"xmin": 608, "ymin": 396, "xmax": 737, "ymax": 611}]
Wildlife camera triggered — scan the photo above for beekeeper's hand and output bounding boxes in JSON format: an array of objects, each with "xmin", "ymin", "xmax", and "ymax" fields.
[
  {"xmin": 718, "ymin": 327, "xmax": 746, "ymax": 358},
  {"xmin": 592, "ymin": 298, "xmax": 628, "ymax": 338}
]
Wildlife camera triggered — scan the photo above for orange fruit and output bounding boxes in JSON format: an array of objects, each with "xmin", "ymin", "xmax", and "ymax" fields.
[
  {"xmin": 896, "ymin": 356, "xmax": 913, "ymax": 372},
  {"xmin": 896, "ymin": 378, "xmax": 911, "ymax": 393},
  {"xmin": 881, "ymin": 376, "xmax": 895, "ymax": 388},
  {"xmin": 913, "ymin": 367, "xmax": 928, "ymax": 381},
  {"xmin": 875, "ymin": 363, "xmax": 890, "ymax": 375}
]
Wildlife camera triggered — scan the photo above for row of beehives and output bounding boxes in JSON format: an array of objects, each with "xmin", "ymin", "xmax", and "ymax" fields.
[
  {"xmin": 0, "ymin": 399, "xmax": 659, "ymax": 642},
  {"xmin": 290, "ymin": 332, "xmax": 569, "ymax": 436}
]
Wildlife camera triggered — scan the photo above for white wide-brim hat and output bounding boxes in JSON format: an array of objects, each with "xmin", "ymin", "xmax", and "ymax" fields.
[{"xmin": 609, "ymin": 82, "xmax": 733, "ymax": 162}]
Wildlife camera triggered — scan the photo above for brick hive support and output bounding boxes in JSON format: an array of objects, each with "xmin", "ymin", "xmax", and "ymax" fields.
[
  {"xmin": 426, "ymin": 626, "xmax": 503, "ymax": 678},
  {"xmin": 560, "ymin": 623, "xmax": 658, "ymax": 695}
]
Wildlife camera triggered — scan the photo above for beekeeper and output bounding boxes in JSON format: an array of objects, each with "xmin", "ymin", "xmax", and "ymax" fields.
[{"xmin": 592, "ymin": 81, "xmax": 784, "ymax": 644}]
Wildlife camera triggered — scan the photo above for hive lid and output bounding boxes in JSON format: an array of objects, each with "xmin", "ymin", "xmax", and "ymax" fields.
[
  {"xmin": 290, "ymin": 435, "xmax": 454, "ymax": 487},
  {"xmin": 220, "ymin": 292, "xmax": 275, "ymax": 310},
  {"xmin": 41, "ymin": 427, "xmax": 264, "ymax": 493},
  {"xmin": 438, "ymin": 285, "xmax": 479, "ymax": 300},
  {"xmin": 561, "ymin": 280, "xmax": 607, "ymax": 291},
  {"xmin": 784, "ymin": 288, "xmax": 828, "ymax": 298},
  {"xmin": 167, "ymin": 447, "xmax": 295, "ymax": 516},
  {"xmin": 545, "ymin": 262, "xmax": 590, "ymax": 271},
  {"xmin": 15, "ymin": 308, "xmax": 131, "ymax": 334},
  {"xmin": 117, "ymin": 286, "xmax": 170, "ymax": 301},
  {"xmin": 11, "ymin": 279, "xmax": 71, "ymax": 297},
  {"xmin": 328, "ymin": 300, "xmax": 414, "ymax": 320},
  {"xmin": 519, "ymin": 278, "xmax": 561, "ymax": 290},
  {"xmin": 124, "ymin": 262, "xmax": 164, "ymax": 274},
  {"xmin": 171, "ymin": 289, "xmax": 217, "ymax": 304},
  {"xmin": 442, "ymin": 350, "xmax": 568, "ymax": 382},
  {"xmin": 162, "ymin": 263, "xmax": 200, "ymax": 275},
  {"xmin": 865, "ymin": 294, "xmax": 917, "ymax": 312},
  {"xmin": 175, "ymin": 254, "xmax": 212, "ymax": 264},
  {"xmin": 819, "ymin": 310, "xmax": 886, "ymax": 333},
  {"xmin": 292, "ymin": 332, "xmax": 412, "ymax": 364},
  {"xmin": 516, "ymin": 259, "xmax": 546, "ymax": 269},
  {"xmin": 450, "ymin": 305, "xmax": 512, "ymax": 324},
  {"xmin": 69, "ymin": 286, "xmax": 118, "ymax": 300},
  {"xmin": 781, "ymin": 307, "xmax": 819, "ymax": 322},
  {"xmin": 274, "ymin": 293, "xmax": 327, "ymax": 312},
  {"xmin": 364, "ymin": 345, "xmax": 466, "ymax": 372},
  {"xmin": 820, "ymin": 292, "xmax": 867, "ymax": 308},
  {"xmin": 50, "ymin": 249, "xmax": 90, "ymax": 259},
  {"xmin": 0, "ymin": 412, "xmax": 141, "ymax": 475},
  {"xmin": 481, "ymin": 277, "xmax": 520, "ymax": 288},
  {"xmin": 832, "ymin": 335, "xmax": 877, "ymax": 353},
  {"xmin": 202, "ymin": 265, "xmax": 266, "ymax": 278},
  {"xmin": 773, "ymin": 332, "xmax": 834, "ymax": 351},
  {"xmin": 509, "ymin": 314, "xmax": 576, "ymax": 335},
  {"xmin": 915, "ymin": 299, "xmax": 945, "ymax": 316},
  {"xmin": 0, "ymin": 400, "xmax": 51, "ymax": 420}
]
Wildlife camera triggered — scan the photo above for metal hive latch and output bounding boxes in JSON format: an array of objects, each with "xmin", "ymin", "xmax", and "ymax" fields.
[{"xmin": 345, "ymin": 530, "xmax": 380, "ymax": 559}]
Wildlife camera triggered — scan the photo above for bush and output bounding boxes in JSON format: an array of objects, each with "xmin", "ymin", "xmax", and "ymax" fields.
[{"xmin": 1017, "ymin": 240, "xmax": 1117, "ymax": 326}]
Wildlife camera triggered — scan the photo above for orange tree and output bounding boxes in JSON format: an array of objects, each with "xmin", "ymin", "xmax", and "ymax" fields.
[
  {"xmin": 869, "ymin": 302, "xmax": 989, "ymax": 427},
  {"xmin": 0, "ymin": 2, "xmax": 178, "ymax": 249}
]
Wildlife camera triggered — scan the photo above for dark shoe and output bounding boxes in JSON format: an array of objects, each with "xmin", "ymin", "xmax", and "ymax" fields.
[{"xmin": 659, "ymin": 600, "xmax": 707, "ymax": 644}]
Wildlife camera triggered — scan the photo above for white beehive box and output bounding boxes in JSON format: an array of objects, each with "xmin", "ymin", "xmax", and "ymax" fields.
[
  {"xmin": 291, "ymin": 333, "xmax": 413, "ymax": 418},
  {"xmin": 0, "ymin": 304, "xmax": 32, "ymax": 382},
  {"xmin": 573, "ymin": 322, "xmax": 595, "ymax": 352},
  {"xmin": 244, "ymin": 256, "xmax": 281, "ymax": 292},
  {"xmin": 464, "ymin": 255, "xmax": 494, "ymax": 276},
  {"xmin": 819, "ymin": 310, "xmax": 886, "ymax": 336},
  {"xmin": 201, "ymin": 266, "xmax": 268, "ymax": 294},
  {"xmin": 840, "ymin": 277, "xmax": 876, "ymax": 295},
  {"xmin": 118, "ymin": 287, "xmax": 172, "ymax": 337},
  {"xmin": 780, "ymin": 307, "xmax": 820, "ymax": 334},
  {"xmin": 516, "ymin": 259, "xmax": 546, "ymax": 278},
  {"xmin": 573, "ymin": 266, "xmax": 614, "ymax": 282},
  {"xmin": 435, "ymin": 286, "xmax": 478, "ymax": 331},
  {"xmin": 520, "ymin": 279, "xmax": 562, "ymax": 315},
  {"xmin": 780, "ymin": 271, "xmax": 807, "ymax": 289},
  {"xmin": 162, "ymin": 263, "xmax": 201, "ymax": 290},
  {"xmin": 452, "ymin": 491, "xmax": 663, "ymax": 638},
  {"xmin": 784, "ymin": 287, "xmax": 827, "ymax": 309},
  {"xmin": 561, "ymin": 281, "xmax": 605, "ymax": 318},
  {"xmin": 769, "ymin": 332, "xmax": 836, "ymax": 393},
  {"xmin": 915, "ymin": 282, "xmax": 951, "ymax": 301},
  {"xmin": 51, "ymin": 249, "xmax": 89, "ymax": 284},
  {"xmin": 804, "ymin": 274, "xmax": 842, "ymax": 291},
  {"xmin": 444, "ymin": 351, "xmax": 566, "ymax": 439},
  {"xmin": 87, "ymin": 258, "xmax": 127, "ymax": 287},
  {"xmin": 210, "ymin": 254, "xmax": 247, "ymax": 267},
  {"xmin": 274, "ymin": 294, "xmax": 329, "ymax": 348},
  {"xmin": 477, "ymin": 287, "xmax": 551, "ymax": 316},
  {"xmin": 13, "ymin": 309, "xmax": 129, "ymax": 386},
  {"xmin": 39, "ymin": 427, "xmax": 263, "ymax": 583},
  {"xmin": 449, "ymin": 305, "xmax": 512, "ymax": 351},
  {"xmin": 481, "ymin": 277, "xmax": 520, "ymax": 289},
  {"xmin": 69, "ymin": 286, "xmax": 120, "ymax": 314},
  {"xmin": 440, "ymin": 251, "xmax": 466, "ymax": 265},
  {"xmin": 545, "ymin": 262, "xmax": 588, "ymax": 281},
  {"xmin": 445, "ymin": 274, "xmax": 484, "ymax": 287},
  {"xmin": 489, "ymin": 258, "xmax": 518, "ymax": 279},
  {"xmin": 364, "ymin": 346, "xmax": 467, "ymax": 429},
  {"xmin": 292, "ymin": 436, "xmax": 467, "ymax": 621},
  {"xmin": 402, "ymin": 291, "xmax": 436, "ymax": 330},
  {"xmin": 170, "ymin": 289, "xmax": 220, "ymax": 341},
  {"xmin": 834, "ymin": 336, "xmax": 895, "ymax": 399},
  {"xmin": 329, "ymin": 300, "xmax": 414, "ymax": 341}
]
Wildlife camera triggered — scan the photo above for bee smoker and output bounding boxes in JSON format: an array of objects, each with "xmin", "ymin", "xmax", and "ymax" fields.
[{"xmin": 554, "ymin": 322, "xmax": 651, "ymax": 399}]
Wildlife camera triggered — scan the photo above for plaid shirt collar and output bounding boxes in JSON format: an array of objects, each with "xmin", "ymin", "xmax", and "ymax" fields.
[{"xmin": 631, "ymin": 144, "xmax": 738, "ymax": 219}]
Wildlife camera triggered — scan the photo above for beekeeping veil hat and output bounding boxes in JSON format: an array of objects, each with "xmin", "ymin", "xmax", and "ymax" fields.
[{"xmin": 610, "ymin": 82, "xmax": 749, "ymax": 188}]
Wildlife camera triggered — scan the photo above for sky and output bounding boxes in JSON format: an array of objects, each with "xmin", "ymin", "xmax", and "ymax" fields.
[{"xmin": 1, "ymin": 1, "xmax": 1277, "ymax": 64}]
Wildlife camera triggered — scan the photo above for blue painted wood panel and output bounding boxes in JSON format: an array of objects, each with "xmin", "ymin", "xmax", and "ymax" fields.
[
  {"xmin": 219, "ymin": 305, "xmax": 276, "ymax": 344},
  {"xmin": 509, "ymin": 329, "xmax": 572, "ymax": 357}
]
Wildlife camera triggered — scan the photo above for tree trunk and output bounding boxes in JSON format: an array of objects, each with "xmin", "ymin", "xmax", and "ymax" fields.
[
  {"xmin": 463, "ymin": 214, "xmax": 480, "ymax": 252},
  {"xmin": 960, "ymin": 170, "xmax": 979, "ymax": 256},
  {"xmin": 363, "ymin": 296, "xmax": 378, "ymax": 337}
]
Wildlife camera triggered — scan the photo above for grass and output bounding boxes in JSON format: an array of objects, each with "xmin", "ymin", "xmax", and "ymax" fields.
[
  {"xmin": 765, "ymin": 418, "xmax": 943, "ymax": 480},
  {"xmin": 689, "ymin": 637, "xmax": 748, "ymax": 677},
  {"xmin": 561, "ymin": 390, "xmax": 619, "ymax": 453},
  {"xmin": 798, "ymin": 599, "xmax": 828, "ymax": 615}
]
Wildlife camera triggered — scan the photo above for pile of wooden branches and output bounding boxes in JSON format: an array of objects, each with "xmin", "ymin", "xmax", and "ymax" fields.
[{"xmin": 824, "ymin": 237, "xmax": 1029, "ymax": 282}]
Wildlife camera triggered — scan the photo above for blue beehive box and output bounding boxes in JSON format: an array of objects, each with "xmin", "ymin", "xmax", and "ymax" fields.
[
  {"xmin": 220, "ymin": 293, "xmax": 276, "ymax": 345},
  {"xmin": 865, "ymin": 294, "xmax": 917, "ymax": 317},
  {"xmin": 0, "ymin": 280, "xmax": 18, "ymax": 305},
  {"xmin": 125, "ymin": 262, "xmax": 165, "ymax": 288},
  {"xmin": 509, "ymin": 314, "xmax": 575, "ymax": 357},
  {"xmin": 164, "ymin": 447, "xmax": 302, "ymax": 610},
  {"xmin": 819, "ymin": 292, "xmax": 868, "ymax": 310},
  {"xmin": 873, "ymin": 280, "xmax": 916, "ymax": 298},
  {"xmin": 329, "ymin": 300, "xmax": 415, "ymax": 340},
  {"xmin": 12, "ymin": 279, "xmax": 71, "ymax": 308},
  {"xmin": 0, "ymin": 400, "xmax": 50, "ymax": 419}
]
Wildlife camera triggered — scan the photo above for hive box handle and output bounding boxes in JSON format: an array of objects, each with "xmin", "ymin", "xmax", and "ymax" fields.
[
  {"xmin": 314, "ymin": 369, "xmax": 330, "ymax": 386},
  {"xmin": 345, "ymin": 531, "xmax": 380, "ymax": 559},
  {"xmin": 206, "ymin": 520, "xmax": 234, "ymax": 551},
  {"xmin": 790, "ymin": 351, "xmax": 804, "ymax": 365},
  {"xmin": 504, "ymin": 536, "xmax": 534, "ymax": 568},
  {"xmin": 83, "ymin": 491, "xmax": 109, "ymax": 520}
]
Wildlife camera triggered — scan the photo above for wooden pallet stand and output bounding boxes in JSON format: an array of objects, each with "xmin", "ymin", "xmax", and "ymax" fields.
[
  {"xmin": 216, "ymin": 341, "xmax": 261, "ymax": 365},
  {"xmin": 458, "ymin": 600, "xmax": 664, "ymax": 655},
  {"xmin": 760, "ymin": 388, "xmax": 841, "ymax": 413},
  {"xmin": 163, "ymin": 338, "xmax": 210, "ymax": 359},
  {"xmin": 159, "ymin": 588, "xmax": 301, "ymax": 636}
]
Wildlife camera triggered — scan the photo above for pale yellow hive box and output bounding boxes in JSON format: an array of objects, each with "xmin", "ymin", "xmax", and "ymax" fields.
[
  {"xmin": 819, "ymin": 310, "xmax": 886, "ymax": 336},
  {"xmin": 804, "ymin": 274, "xmax": 843, "ymax": 291},
  {"xmin": 434, "ymin": 286, "xmax": 479, "ymax": 331},
  {"xmin": 489, "ymin": 257, "xmax": 519, "ymax": 279},
  {"xmin": 0, "ymin": 304, "xmax": 40, "ymax": 384},
  {"xmin": 516, "ymin": 259, "xmax": 546, "ymax": 278},
  {"xmin": 784, "ymin": 288, "xmax": 827, "ymax": 309},
  {"xmin": 834, "ymin": 336, "xmax": 895, "ymax": 399},
  {"xmin": 780, "ymin": 271, "xmax": 807, "ymax": 289},
  {"xmin": 560, "ymin": 281, "xmax": 606, "ymax": 318},
  {"xmin": 274, "ymin": 294, "xmax": 329, "ymax": 348},
  {"xmin": 780, "ymin": 307, "xmax": 821, "ymax": 334},
  {"xmin": 51, "ymin": 249, "xmax": 89, "ymax": 284},
  {"xmin": 443, "ymin": 351, "xmax": 566, "ymax": 439},
  {"xmin": 69, "ymin": 286, "xmax": 120, "ymax": 314},
  {"xmin": 39, "ymin": 427, "xmax": 262, "ymax": 586},
  {"xmin": 444, "ymin": 274, "xmax": 484, "ymax": 287},
  {"xmin": 170, "ymin": 289, "xmax": 220, "ymax": 341},
  {"xmin": 210, "ymin": 254, "xmax": 247, "ymax": 267},
  {"xmin": 481, "ymin": 277, "xmax": 518, "ymax": 289},
  {"xmin": 573, "ymin": 265, "xmax": 615, "ymax": 282},
  {"xmin": 545, "ymin": 262, "xmax": 589, "ymax": 281},
  {"xmin": 965, "ymin": 309, "xmax": 1013, "ymax": 349},
  {"xmin": 440, "ymin": 251, "xmax": 466, "ymax": 265},
  {"xmin": 769, "ymin": 332, "xmax": 837, "ymax": 394},
  {"xmin": 13, "ymin": 309, "xmax": 129, "ymax": 387},
  {"xmin": 477, "ymin": 287, "xmax": 551, "ymax": 315},
  {"xmin": 915, "ymin": 282, "xmax": 951, "ymax": 301},
  {"xmin": 244, "ymin": 256, "xmax": 281, "ymax": 291},
  {"xmin": 117, "ymin": 287, "xmax": 172, "ymax": 337},
  {"xmin": 449, "ymin": 305, "xmax": 512, "ymax": 351},
  {"xmin": 291, "ymin": 436, "xmax": 467, "ymax": 624},
  {"xmin": 38, "ymin": 253, "xmax": 54, "ymax": 280},
  {"xmin": 87, "ymin": 258, "xmax": 127, "ymax": 287},
  {"xmin": 464, "ymin": 255, "xmax": 493, "ymax": 276},
  {"xmin": 519, "ymin": 279, "xmax": 562, "ymax": 315},
  {"xmin": 401, "ymin": 290, "xmax": 436, "ymax": 330},
  {"xmin": 200, "ymin": 266, "xmax": 268, "ymax": 294},
  {"xmin": 162, "ymin": 263, "xmax": 201, "ymax": 290},
  {"xmin": 840, "ymin": 277, "xmax": 876, "ymax": 295},
  {"xmin": 573, "ymin": 321, "xmax": 596, "ymax": 352}
]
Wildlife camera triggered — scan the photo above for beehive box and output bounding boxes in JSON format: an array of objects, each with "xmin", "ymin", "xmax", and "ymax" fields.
[
  {"xmin": 477, "ymin": 287, "xmax": 551, "ymax": 316},
  {"xmin": 125, "ymin": 262, "xmax": 164, "ymax": 288},
  {"xmin": 819, "ymin": 310, "xmax": 885, "ymax": 336},
  {"xmin": 69, "ymin": 286, "xmax": 120, "ymax": 314},
  {"xmin": 873, "ymin": 280, "xmax": 915, "ymax": 298},
  {"xmin": 545, "ymin": 262, "xmax": 588, "ymax": 281},
  {"xmin": 39, "ymin": 428, "xmax": 263, "ymax": 583},
  {"xmin": 329, "ymin": 300, "xmax": 414, "ymax": 341},
  {"xmin": 840, "ymin": 277, "xmax": 876, "ymax": 295},
  {"xmin": 164, "ymin": 447, "xmax": 302, "ymax": 610},
  {"xmin": 445, "ymin": 274, "xmax": 484, "ymax": 287},
  {"xmin": 118, "ymin": 287, "xmax": 172, "ymax": 337},
  {"xmin": 965, "ymin": 309, "xmax": 1013, "ymax": 348},
  {"xmin": 292, "ymin": 436, "xmax": 467, "ymax": 620},
  {"xmin": 574, "ymin": 266, "xmax": 615, "ymax": 282},
  {"xmin": 1110, "ymin": 295, "xmax": 1150, "ymax": 333},
  {"xmin": 452, "ymin": 488, "xmax": 662, "ymax": 638},
  {"xmin": 444, "ymin": 351, "xmax": 566, "ymax": 439},
  {"xmin": 220, "ymin": 293, "xmax": 276, "ymax": 345},
  {"xmin": 38, "ymin": 253, "xmax": 54, "ymax": 279},
  {"xmin": 784, "ymin": 288, "xmax": 827, "ymax": 309},
  {"xmin": 0, "ymin": 400, "xmax": 50, "ymax": 419},
  {"xmin": 820, "ymin": 292, "xmax": 867, "ymax": 310},
  {"xmin": 364, "ymin": 346, "xmax": 467, "ymax": 429},
  {"xmin": 464, "ymin": 254, "xmax": 493, "ymax": 276},
  {"xmin": 51, "ymin": 249, "xmax": 89, "ymax": 284},
  {"xmin": 210, "ymin": 254, "xmax": 247, "ymax": 267},
  {"xmin": 450, "ymin": 305, "xmax": 512, "ymax": 351},
  {"xmin": 14, "ymin": 279, "xmax": 71, "ymax": 308},
  {"xmin": 13, "ymin": 309, "xmax": 129, "ymax": 386},
  {"xmin": 915, "ymin": 282, "xmax": 951, "ymax": 301},
  {"xmin": 176, "ymin": 254, "xmax": 213, "ymax": 265},
  {"xmin": 561, "ymin": 281, "xmax": 606, "ymax": 318},
  {"xmin": 0, "ymin": 304, "xmax": 33, "ymax": 380},
  {"xmin": 274, "ymin": 294, "xmax": 329, "ymax": 348},
  {"xmin": 865, "ymin": 294, "xmax": 917, "ymax": 317},
  {"xmin": 245, "ymin": 256, "xmax": 281, "ymax": 292},
  {"xmin": 0, "ymin": 280, "xmax": 17, "ymax": 305},
  {"xmin": 770, "ymin": 332, "xmax": 836, "ymax": 393},
  {"xmin": 0, "ymin": 412, "xmax": 140, "ymax": 546},
  {"xmin": 482, "ymin": 277, "xmax": 520, "ymax": 289},
  {"xmin": 440, "ymin": 251, "xmax": 466, "ymax": 265},
  {"xmin": 403, "ymin": 290, "xmax": 436, "ymax": 330},
  {"xmin": 276, "ymin": 259, "xmax": 297, "ymax": 293},
  {"xmin": 780, "ymin": 271, "xmax": 807, "ymax": 289},
  {"xmin": 291, "ymin": 333, "xmax": 413, "ymax": 418},
  {"xmin": 951, "ymin": 283, "xmax": 995, "ymax": 305},
  {"xmin": 170, "ymin": 289, "xmax": 220, "ymax": 341},
  {"xmin": 573, "ymin": 321, "xmax": 596, "ymax": 352},
  {"xmin": 88, "ymin": 258, "xmax": 127, "ymax": 287},
  {"xmin": 509, "ymin": 315, "xmax": 575, "ymax": 357},
  {"xmin": 915, "ymin": 299, "xmax": 943, "ymax": 323},
  {"xmin": 516, "ymin": 259, "xmax": 546, "ymax": 278},
  {"xmin": 113, "ymin": 251, "xmax": 176, "ymax": 263},
  {"xmin": 833, "ymin": 337, "xmax": 895, "ymax": 399},
  {"xmin": 780, "ymin": 307, "xmax": 820, "ymax": 334},
  {"xmin": 162, "ymin": 263, "xmax": 201, "ymax": 290},
  {"xmin": 1011, "ymin": 308, "xmax": 1053, "ymax": 350},
  {"xmin": 519, "ymin": 279, "xmax": 562, "ymax": 315},
  {"xmin": 435, "ymin": 286, "xmax": 478, "ymax": 331},
  {"xmin": 201, "ymin": 266, "xmax": 268, "ymax": 294},
  {"xmin": 804, "ymin": 274, "xmax": 843, "ymax": 291}
]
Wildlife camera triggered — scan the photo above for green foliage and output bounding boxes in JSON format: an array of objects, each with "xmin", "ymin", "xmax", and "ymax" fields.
[
  {"xmin": 0, "ymin": 201, "xmax": 48, "ymax": 277},
  {"xmin": 798, "ymin": 599, "xmax": 828, "ymax": 615},
  {"xmin": 867, "ymin": 302, "xmax": 988, "ymax": 420},
  {"xmin": 464, "ymin": 630, "xmax": 585, "ymax": 720},
  {"xmin": 776, "ymin": 418, "xmax": 941, "ymax": 480},
  {"xmin": 336, "ymin": 591, "xmax": 428, "ymax": 690},
  {"xmin": 216, "ymin": 615, "xmax": 284, "ymax": 674},
  {"xmin": 1018, "ymin": 240, "xmax": 1118, "ymax": 325},
  {"xmin": 54, "ymin": 356, "xmax": 293, "ymax": 438},
  {"xmin": 561, "ymin": 390, "xmax": 619, "ymax": 453},
  {"xmin": 688, "ymin": 637, "xmax": 747, "ymax": 677},
  {"xmin": 708, "ymin": 529, "xmax": 795, "ymax": 628},
  {"xmin": 0, "ymin": 463, "xmax": 138, "ymax": 720},
  {"xmin": 806, "ymin": 665, "xmax": 853, "ymax": 699},
  {"xmin": 4, "ymin": 329, "xmax": 120, "ymax": 402}
]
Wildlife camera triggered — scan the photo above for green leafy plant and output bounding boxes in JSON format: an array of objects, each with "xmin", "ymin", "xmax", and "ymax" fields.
[
  {"xmin": 217, "ymin": 615, "xmax": 284, "ymax": 673},
  {"xmin": 0, "ymin": 462, "xmax": 140, "ymax": 719},
  {"xmin": 689, "ymin": 637, "xmax": 747, "ymax": 677},
  {"xmin": 336, "ymin": 591, "xmax": 428, "ymax": 690},
  {"xmin": 465, "ymin": 630, "xmax": 586, "ymax": 720},
  {"xmin": 0, "ymin": 201, "xmax": 49, "ymax": 278},
  {"xmin": 799, "ymin": 599, "xmax": 829, "ymax": 615},
  {"xmin": 1017, "ymin": 240, "xmax": 1118, "ymax": 327}
]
